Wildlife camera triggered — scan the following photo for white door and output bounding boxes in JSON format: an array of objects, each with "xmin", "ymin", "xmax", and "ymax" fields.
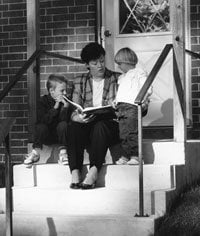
[{"xmin": 102, "ymin": 0, "xmax": 189, "ymax": 126}]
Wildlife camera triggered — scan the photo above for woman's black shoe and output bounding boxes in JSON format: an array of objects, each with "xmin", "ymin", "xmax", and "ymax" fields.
[
  {"xmin": 70, "ymin": 183, "xmax": 81, "ymax": 189},
  {"xmin": 81, "ymin": 183, "xmax": 95, "ymax": 190}
]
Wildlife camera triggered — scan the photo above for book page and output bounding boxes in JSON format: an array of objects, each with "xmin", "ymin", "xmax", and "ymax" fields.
[
  {"xmin": 63, "ymin": 96, "xmax": 115, "ymax": 116},
  {"xmin": 83, "ymin": 105, "xmax": 112, "ymax": 112},
  {"xmin": 63, "ymin": 96, "xmax": 83, "ymax": 112},
  {"xmin": 83, "ymin": 105, "xmax": 115, "ymax": 116}
]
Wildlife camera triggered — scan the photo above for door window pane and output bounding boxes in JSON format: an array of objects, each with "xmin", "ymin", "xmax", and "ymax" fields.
[{"xmin": 119, "ymin": 0, "xmax": 170, "ymax": 34}]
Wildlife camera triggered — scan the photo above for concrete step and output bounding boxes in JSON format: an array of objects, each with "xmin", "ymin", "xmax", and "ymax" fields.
[
  {"xmin": 0, "ymin": 187, "xmax": 153, "ymax": 215},
  {"xmin": 13, "ymin": 164, "xmax": 175, "ymax": 192},
  {"xmin": 143, "ymin": 139, "xmax": 185, "ymax": 165},
  {"xmin": 0, "ymin": 213, "xmax": 156, "ymax": 236},
  {"xmin": 0, "ymin": 184, "xmax": 173, "ymax": 235},
  {"xmin": 27, "ymin": 140, "xmax": 185, "ymax": 166}
]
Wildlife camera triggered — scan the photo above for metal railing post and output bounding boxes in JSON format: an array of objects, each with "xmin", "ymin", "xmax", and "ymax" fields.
[
  {"xmin": 5, "ymin": 133, "xmax": 13, "ymax": 236},
  {"xmin": 137, "ymin": 105, "xmax": 144, "ymax": 216},
  {"xmin": 134, "ymin": 45, "xmax": 173, "ymax": 218}
]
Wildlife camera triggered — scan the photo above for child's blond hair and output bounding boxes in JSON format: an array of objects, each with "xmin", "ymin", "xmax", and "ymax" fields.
[
  {"xmin": 46, "ymin": 74, "xmax": 67, "ymax": 92},
  {"xmin": 114, "ymin": 47, "xmax": 138, "ymax": 66}
]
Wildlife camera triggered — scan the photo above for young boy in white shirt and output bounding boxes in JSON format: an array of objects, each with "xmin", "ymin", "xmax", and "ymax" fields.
[{"xmin": 114, "ymin": 47, "xmax": 152, "ymax": 165}]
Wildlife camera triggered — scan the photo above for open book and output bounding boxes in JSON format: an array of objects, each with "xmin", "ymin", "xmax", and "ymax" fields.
[{"xmin": 63, "ymin": 96, "xmax": 115, "ymax": 116}]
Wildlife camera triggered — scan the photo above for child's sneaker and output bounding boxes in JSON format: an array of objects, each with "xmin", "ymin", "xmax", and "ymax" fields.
[
  {"xmin": 58, "ymin": 148, "xmax": 68, "ymax": 165},
  {"xmin": 24, "ymin": 149, "xmax": 40, "ymax": 165},
  {"xmin": 116, "ymin": 156, "xmax": 129, "ymax": 165},
  {"xmin": 127, "ymin": 157, "xmax": 143, "ymax": 165}
]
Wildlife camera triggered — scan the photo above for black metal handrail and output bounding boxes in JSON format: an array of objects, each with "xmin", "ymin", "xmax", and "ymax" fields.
[
  {"xmin": 0, "ymin": 50, "xmax": 42, "ymax": 102},
  {"xmin": 134, "ymin": 44, "xmax": 174, "ymax": 217},
  {"xmin": 135, "ymin": 48, "xmax": 200, "ymax": 109},
  {"xmin": 185, "ymin": 49, "xmax": 200, "ymax": 59},
  {"xmin": 0, "ymin": 118, "xmax": 16, "ymax": 236},
  {"xmin": 134, "ymin": 44, "xmax": 200, "ymax": 217},
  {"xmin": 41, "ymin": 50, "xmax": 84, "ymax": 64},
  {"xmin": 0, "ymin": 49, "xmax": 42, "ymax": 236},
  {"xmin": 0, "ymin": 50, "xmax": 84, "ymax": 103},
  {"xmin": 135, "ymin": 44, "xmax": 173, "ymax": 105}
]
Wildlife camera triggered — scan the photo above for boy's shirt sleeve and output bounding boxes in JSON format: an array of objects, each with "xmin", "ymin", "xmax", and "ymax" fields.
[
  {"xmin": 36, "ymin": 95, "xmax": 59, "ymax": 125},
  {"xmin": 59, "ymin": 106, "xmax": 72, "ymax": 122}
]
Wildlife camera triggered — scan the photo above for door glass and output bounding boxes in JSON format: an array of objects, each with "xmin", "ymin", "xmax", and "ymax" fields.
[{"xmin": 119, "ymin": 0, "xmax": 170, "ymax": 34}]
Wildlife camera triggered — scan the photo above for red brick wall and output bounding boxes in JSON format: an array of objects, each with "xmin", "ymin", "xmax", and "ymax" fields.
[
  {"xmin": 190, "ymin": 0, "xmax": 200, "ymax": 136},
  {"xmin": 0, "ymin": 0, "xmax": 96, "ymax": 161}
]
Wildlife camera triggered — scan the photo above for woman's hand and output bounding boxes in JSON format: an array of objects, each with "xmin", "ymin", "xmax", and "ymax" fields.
[{"xmin": 71, "ymin": 109, "xmax": 95, "ymax": 123}]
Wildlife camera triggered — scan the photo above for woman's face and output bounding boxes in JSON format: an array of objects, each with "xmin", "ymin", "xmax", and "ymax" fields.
[{"xmin": 87, "ymin": 55, "xmax": 106, "ymax": 78}]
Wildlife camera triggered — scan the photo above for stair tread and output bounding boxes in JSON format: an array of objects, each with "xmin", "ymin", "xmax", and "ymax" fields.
[
  {"xmin": 0, "ymin": 187, "xmax": 156, "ymax": 215},
  {"xmin": 0, "ymin": 211, "xmax": 157, "ymax": 219},
  {"xmin": 0, "ymin": 213, "xmax": 155, "ymax": 236},
  {"xmin": 27, "ymin": 141, "xmax": 185, "ymax": 166},
  {"xmin": 13, "ymin": 163, "xmax": 173, "ymax": 190},
  {"xmin": 14, "ymin": 164, "xmax": 173, "ymax": 191},
  {"xmin": 15, "ymin": 162, "xmax": 173, "ymax": 168}
]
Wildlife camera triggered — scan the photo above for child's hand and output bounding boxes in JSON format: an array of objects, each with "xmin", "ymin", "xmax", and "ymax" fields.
[
  {"xmin": 54, "ymin": 95, "xmax": 69, "ymax": 109},
  {"xmin": 141, "ymin": 98, "xmax": 150, "ymax": 110},
  {"xmin": 60, "ymin": 96, "xmax": 69, "ymax": 108},
  {"xmin": 111, "ymin": 100, "xmax": 117, "ymax": 109},
  {"xmin": 54, "ymin": 100, "xmax": 60, "ymax": 109}
]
